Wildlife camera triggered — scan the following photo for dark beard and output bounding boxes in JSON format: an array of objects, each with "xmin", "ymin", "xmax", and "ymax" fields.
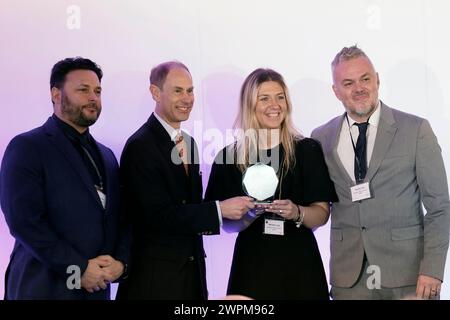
[{"xmin": 61, "ymin": 93, "xmax": 101, "ymax": 128}]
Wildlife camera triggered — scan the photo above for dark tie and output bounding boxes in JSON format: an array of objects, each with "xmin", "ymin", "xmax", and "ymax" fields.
[{"xmin": 354, "ymin": 122, "xmax": 369, "ymax": 182}]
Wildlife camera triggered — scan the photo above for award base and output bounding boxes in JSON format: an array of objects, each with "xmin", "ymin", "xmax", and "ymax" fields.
[{"xmin": 254, "ymin": 201, "xmax": 272, "ymax": 206}]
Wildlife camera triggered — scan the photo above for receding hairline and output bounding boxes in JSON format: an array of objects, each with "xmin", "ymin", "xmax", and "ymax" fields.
[{"xmin": 149, "ymin": 61, "xmax": 191, "ymax": 88}]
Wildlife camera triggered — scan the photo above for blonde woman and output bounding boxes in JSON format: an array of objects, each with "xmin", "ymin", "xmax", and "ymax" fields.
[{"xmin": 205, "ymin": 68, "xmax": 337, "ymax": 299}]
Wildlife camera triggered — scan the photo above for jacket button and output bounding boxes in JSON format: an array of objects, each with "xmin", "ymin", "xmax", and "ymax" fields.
[
  {"xmin": 361, "ymin": 226, "xmax": 366, "ymax": 231},
  {"xmin": 182, "ymin": 200, "xmax": 186, "ymax": 204},
  {"xmin": 188, "ymin": 256, "xmax": 194, "ymax": 262}
]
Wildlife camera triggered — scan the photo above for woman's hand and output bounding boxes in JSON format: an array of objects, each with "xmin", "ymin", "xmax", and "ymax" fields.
[{"xmin": 263, "ymin": 199, "xmax": 299, "ymax": 220}]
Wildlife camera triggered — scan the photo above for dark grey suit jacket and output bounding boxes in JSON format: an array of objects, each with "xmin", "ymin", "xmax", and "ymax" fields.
[{"xmin": 312, "ymin": 102, "xmax": 450, "ymax": 288}]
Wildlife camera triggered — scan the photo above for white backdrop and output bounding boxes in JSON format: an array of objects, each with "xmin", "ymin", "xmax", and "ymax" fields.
[{"xmin": 0, "ymin": 0, "xmax": 449, "ymax": 299}]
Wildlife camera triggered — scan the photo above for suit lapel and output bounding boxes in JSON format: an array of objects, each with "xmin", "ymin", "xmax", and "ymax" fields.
[
  {"xmin": 187, "ymin": 136, "xmax": 201, "ymax": 202},
  {"xmin": 366, "ymin": 103, "xmax": 397, "ymax": 182},
  {"xmin": 43, "ymin": 117, "xmax": 105, "ymax": 209},
  {"xmin": 147, "ymin": 114, "xmax": 190, "ymax": 184}
]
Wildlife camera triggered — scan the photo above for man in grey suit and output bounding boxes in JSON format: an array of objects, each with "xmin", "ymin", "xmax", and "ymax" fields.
[{"xmin": 312, "ymin": 45, "xmax": 450, "ymax": 300}]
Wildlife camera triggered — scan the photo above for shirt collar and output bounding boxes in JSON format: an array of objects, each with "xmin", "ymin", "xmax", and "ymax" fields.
[
  {"xmin": 52, "ymin": 114, "xmax": 91, "ymax": 142},
  {"xmin": 153, "ymin": 112, "xmax": 182, "ymax": 142},
  {"xmin": 346, "ymin": 100, "xmax": 381, "ymax": 128}
]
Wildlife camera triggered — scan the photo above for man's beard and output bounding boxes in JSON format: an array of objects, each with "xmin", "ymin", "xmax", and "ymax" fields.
[
  {"xmin": 61, "ymin": 92, "xmax": 101, "ymax": 128},
  {"xmin": 354, "ymin": 102, "xmax": 377, "ymax": 117}
]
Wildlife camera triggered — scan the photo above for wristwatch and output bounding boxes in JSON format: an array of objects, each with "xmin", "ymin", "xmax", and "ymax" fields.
[{"xmin": 119, "ymin": 261, "xmax": 129, "ymax": 281}]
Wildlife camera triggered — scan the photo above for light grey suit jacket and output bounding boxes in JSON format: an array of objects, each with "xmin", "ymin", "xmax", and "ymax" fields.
[{"xmin": 311, "ymin": 102, "xmax": 450, "ymax": 288}]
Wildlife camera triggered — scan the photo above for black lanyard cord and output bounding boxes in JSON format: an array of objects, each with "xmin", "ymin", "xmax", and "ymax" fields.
[{"xmin": 80, "ymin": 145, "xmax": 104, "ymax": 191}]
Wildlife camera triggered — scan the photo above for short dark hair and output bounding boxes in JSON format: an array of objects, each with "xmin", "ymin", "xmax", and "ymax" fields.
[
  {"xmin": 50, "ymin": 57, "xmax": 103, "ymax": 89},
  {"xmin": 149, "ymin": 60, "xmax": 190, "ymax": 89}
]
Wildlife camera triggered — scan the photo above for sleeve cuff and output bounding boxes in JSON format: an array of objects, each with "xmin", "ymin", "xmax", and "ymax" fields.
[{"xmin": 215, "ymin": 201, "xmax": 223, "ymax": 227}]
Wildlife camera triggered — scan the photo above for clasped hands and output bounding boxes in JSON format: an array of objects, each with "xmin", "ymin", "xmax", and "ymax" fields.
[{"xmin": 81, "ymin": 255, "xmax": 124, "ymax": 293}]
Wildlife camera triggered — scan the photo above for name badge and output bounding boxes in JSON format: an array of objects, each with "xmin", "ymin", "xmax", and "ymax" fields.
[
  {"xmin": 351, "ymin": 182, "xmax": 371, "ymax": 202},
  {"xmin": 97, "ymin": 189, "xmax": 107, "ymax": 209},
  {"xmin": 264, "ymin": 218, "xmax": 284, "ymax": 236}
]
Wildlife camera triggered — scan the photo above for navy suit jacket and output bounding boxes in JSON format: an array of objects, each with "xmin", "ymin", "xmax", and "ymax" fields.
[
  {"xmin": 116, "ymin": 113, "xmax": 220, "ymax": 300},
  {"xmin": 0, "ymin": 116, "xmax": 128, "ymax": 299}
]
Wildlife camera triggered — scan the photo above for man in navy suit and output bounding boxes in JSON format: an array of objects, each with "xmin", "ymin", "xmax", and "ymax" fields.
[
  {"xmin": 0, "ymin": 57, "xmax": 129, "ymax": 299},
  {"xmin": 116, "ymin": 61, "xmax": 253, "ymax": 300}
]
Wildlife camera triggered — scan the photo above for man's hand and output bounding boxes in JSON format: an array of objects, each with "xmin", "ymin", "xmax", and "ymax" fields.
[
  {"xmin": 219, "ymin": 196, "xmax": 254, "ymax": 220},
  {"xmin": 80, "ymin": 257, "xmax": 110, "ymax": 293},
  {"xmin": 416, "ymin": 274, "xmax": 442, "ymax": 299},
  {"xmin": 97, "ymin": 255, "xmax": 125, "ymax": 283}
]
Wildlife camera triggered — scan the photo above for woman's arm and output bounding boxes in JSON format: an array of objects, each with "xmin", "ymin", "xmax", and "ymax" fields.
[{"xmin": 264, "ymin": 200, "xmax": 330, "ymax": 229}]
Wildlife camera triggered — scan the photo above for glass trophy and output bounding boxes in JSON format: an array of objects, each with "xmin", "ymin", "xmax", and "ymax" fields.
[{"xmin": 242, "ymin": 162, "xmax": 278, "ymax": 205}]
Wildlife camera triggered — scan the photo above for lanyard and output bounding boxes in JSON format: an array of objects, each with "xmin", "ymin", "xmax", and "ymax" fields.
[{"xmin": 80, "ymin": 145, "xmax": 104, "ymax": 192}]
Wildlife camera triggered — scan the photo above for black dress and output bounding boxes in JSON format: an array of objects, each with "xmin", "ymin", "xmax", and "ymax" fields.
[{"xmin": 205, "ymin": 138, "xmax": 338, "ymax": 300}]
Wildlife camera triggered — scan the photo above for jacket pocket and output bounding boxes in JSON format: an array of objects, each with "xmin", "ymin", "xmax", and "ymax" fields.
[{"xmin": 391, "ymin": 225, "xmax": 423, "ymax": 240}]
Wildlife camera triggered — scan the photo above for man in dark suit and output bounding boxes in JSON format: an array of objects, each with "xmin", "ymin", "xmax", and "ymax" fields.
[
  {"xmin": 0, "ymin": 57, "xmax": 129, "ymax": 299},
  {"xmin": 116, "ymin": 61, "xmax": 253, "ymax": 300}
]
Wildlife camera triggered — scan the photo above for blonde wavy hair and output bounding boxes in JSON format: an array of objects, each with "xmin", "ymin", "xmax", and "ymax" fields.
[{"xmin": 233, "ymin": 68, "xmax": 302, "ymax": 174}]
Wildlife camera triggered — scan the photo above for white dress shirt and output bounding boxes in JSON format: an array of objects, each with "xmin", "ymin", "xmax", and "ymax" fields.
[{"xmin": 336, "ymin": 101, "xmax": 381, "ymax": 183}]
